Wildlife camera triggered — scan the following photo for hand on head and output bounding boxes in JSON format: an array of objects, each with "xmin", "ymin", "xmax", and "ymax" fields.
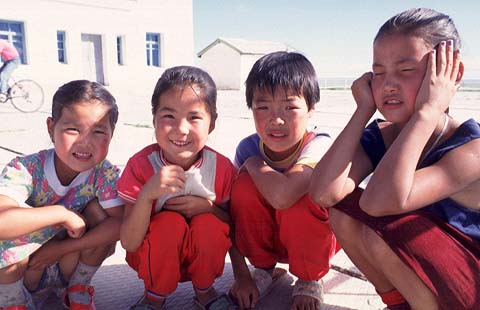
[
  {"xmin": 415, "ymin": 40, "xmax": 462, "ymax": 115},
  {"xmin": 351, "ymin": 72, "xmax": 377, "ymax": 115}
]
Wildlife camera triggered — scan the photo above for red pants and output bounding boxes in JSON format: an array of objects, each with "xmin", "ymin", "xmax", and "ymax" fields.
[
  {"xmin": 231, "ymin": 172, "xmax": 338, "ymax": 281},
  {"xmin": 126, "ymin": 211, "xmax": 231, "ymax": 297},
  {"xmin": 335, "ymin": 189, "xmax": 480, "ymax": 309}
]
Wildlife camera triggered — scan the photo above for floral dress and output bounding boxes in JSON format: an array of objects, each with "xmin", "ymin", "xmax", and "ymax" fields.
[{"xmin": 0, "ymin": 148, "xmax": 123, "ymax": 268}]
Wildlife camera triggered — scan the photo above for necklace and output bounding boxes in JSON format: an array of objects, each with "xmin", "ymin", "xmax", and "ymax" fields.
[{"xmin": 423, "ymin": 114, "xmax": 449, "ymax": 162}]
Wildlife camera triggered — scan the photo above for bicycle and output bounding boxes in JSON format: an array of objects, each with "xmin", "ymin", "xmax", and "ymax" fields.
[{"xmin": 0, "ymin": 77, "xmax": 44, "ymax": 113}]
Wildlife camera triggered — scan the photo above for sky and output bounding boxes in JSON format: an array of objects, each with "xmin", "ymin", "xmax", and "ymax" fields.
[{"xmin": 193, "ymin": 0, "xmax": 480, "ymax": 78}]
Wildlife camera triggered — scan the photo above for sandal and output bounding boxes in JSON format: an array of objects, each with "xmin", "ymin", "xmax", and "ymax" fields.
[
  {"xmin": 292, "ymin": 278, "xmax": 324, "ymax": 308},
  {"xmin": 129, "ymin": 294, "xmax": 166, "ymax": 310},
  {"xmin": 63, "ymin": 285, "xmax": 95, "ymax": 310},
  {"xmin": 251, "ymin": 267, "xmax": 287, "ymax": 299},
  {"xmin": 193, "ymin": 293, "xmax": 237, "ymax": 310}
]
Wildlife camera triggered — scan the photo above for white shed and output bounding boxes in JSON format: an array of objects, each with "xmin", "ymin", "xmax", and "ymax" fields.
[{"xmin": 197, "ymin": 38, "xmax": 293, "ymax": 90}]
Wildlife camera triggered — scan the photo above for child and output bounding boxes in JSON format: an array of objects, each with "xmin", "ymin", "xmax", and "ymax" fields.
[
  {"xmin": 229, "ymin": 51, "xmax": 338, "ymax": 310},
  {"xmin": 0, "ymin": 80, "xmax": 124, "ymax": 309},
  {"xmin": 310, "ymin": 8, "xmax": 480, "ymax": 310},
  {"xmin": 118, "ymin": 66, "xmax": 238, "ymax": 310}
]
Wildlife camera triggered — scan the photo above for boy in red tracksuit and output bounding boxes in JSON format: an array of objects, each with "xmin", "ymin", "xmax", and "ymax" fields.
[{"xmin": 229, "ymin": 51, "xmax": 338, "ymax": 310}]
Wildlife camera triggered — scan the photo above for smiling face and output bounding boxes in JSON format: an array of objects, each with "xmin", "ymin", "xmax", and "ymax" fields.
[
  {"xmin": 48, "ymin": 100, "xmax": 113, "ymax": 185},
  {"xmin": 252, "ymin": 86, "xmax": 314, "ymax": 161},
  {"xmin": 371, "ymin": 33, "xmax": 431, "ymax": 123},
  {"xmin": 153, "ymin": 85, "xmax": 212, "ymax": 170}
]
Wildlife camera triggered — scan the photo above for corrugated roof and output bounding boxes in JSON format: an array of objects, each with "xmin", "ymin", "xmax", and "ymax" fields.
[{"xmin": 197, "ymin": 37, "xmax": 295, "ymax": 57}]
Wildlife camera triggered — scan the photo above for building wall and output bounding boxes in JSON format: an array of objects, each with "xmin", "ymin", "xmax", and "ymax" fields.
[
  {"xmin": 1, "ymin": 0, "xmax": 193, "ymax": 100},
  {"xmin": 199, "ymin": 43, "xmax": 241, "ymax": 90},
  {"xmin": 240, "ymin": 54, "xmax": 263, "ymax": 90}
]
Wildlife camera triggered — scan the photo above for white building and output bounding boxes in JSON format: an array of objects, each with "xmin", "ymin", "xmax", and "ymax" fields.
[
  {"xmin": 197, "ymin": 38, "xmax": 294, "ymax": 90},
  {"xmin": 1, "ymin": 0, "xmax": 193, "ymax": 99}
]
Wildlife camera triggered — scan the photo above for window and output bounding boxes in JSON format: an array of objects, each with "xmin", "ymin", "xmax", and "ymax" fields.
[
  {"xmin": 0, "ymin": 20, "xmax": 26, "ymax": 64},
  {"xmin": 57, "ymin": 31, "xmax": 67, "ymax": 63},
  {"xmin": 116, "ymin": 35, "xmax": 125, "ymax": 65},
  {"xmin": 146, "ymin": 33, "xmax": 161, "ymax": 67}
]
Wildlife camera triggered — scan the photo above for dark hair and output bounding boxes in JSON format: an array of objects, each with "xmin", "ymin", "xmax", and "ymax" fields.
[
  {"xmin": 151, "ymin": 66, "xmax": 217, "ymax": 123},
  {"xmin": 52, "ymin": 80, "xmax": 118, "ymax": 129},
  {"xmin": 245, "ymin": 51, "xmax": 320, "ymax": 110},
  {"xmin": 375, "ymin": 8, "xmax": 461, "ymax": 50}
]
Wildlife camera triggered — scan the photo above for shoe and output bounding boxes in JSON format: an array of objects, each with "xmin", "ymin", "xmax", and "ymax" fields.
[
  {"xmin": 63, "ymin": 285, "xmax": 95, "ymax": 310},
  {"xmin": 291, "ymin": 278, "xmax": 324, "ymax": 309}
]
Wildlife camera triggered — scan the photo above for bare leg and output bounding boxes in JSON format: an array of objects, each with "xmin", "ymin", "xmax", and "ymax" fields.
[
  {"xmin": 363, "ymin": 228, "xmax": 438, "ymax": 310},
  {"xmin": 0, "ymin": 259, "xmax": 29, "ymax": 307},
  {"xmin": 78, "ymin": 200, "xmax": 116, "ymax": 266},
  {"xmin": 329, "ymin": 208, "xmax": 394, "ymax": 291},
  {"xmin": 0, "ymin": 258, "xmax": 28, "ymax": 284}
]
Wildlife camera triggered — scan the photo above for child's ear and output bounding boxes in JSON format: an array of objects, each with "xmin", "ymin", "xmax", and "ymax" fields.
[
  {"xmin": 209, "ymin": 113, "xmax": 217, "ymax": 133},
  {"xmin": 46, "ymin": 117, "xmax": 54, "ymax": 143},
  {"xmin": 209, "ymin": 121, "xmax": 216, "ymax": 133},
  {"xmin": 307, "ymin": 106, "xmax": 315, "ymax": 117}
]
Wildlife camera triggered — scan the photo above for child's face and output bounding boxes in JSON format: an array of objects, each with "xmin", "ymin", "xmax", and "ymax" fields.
[
  {"xmin": 47, "ymin": 100, "xmax": 113, "ymax": 184},
  {"xmin": 251, "ymin": 87, "xmax": 313, "ymax": 160},
  {"xmin": 371, "ymin": 33, "xmax": 431, "ymax": 123},
  {"xmin": 153, "ymin": 86, "xmax": 212, "ymax": 170}
]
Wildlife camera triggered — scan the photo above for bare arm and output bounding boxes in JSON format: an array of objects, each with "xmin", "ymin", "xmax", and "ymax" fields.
[
  {"xmin": 242, "ymin": 156, "xmax": 312, "ymax": 210},
  {"xmin": 52, "ymin": 204, "xmax": 124, "ymax": 254},
  {"xmin": 164, "ymin": 196, "xmax": 231, "ymax": 223},
  {"xmin": 120, "ymin": 165, "xmax": 185, "ymax": 252},
  {"xmin": 0, "ymin": 194, "xmax": 85, "ymax": 239},
  {"xmin": 309, "ymin": 73, "xmax": 376, "ymax": 207}
]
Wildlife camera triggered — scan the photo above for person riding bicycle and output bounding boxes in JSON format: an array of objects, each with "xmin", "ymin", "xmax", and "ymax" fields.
[{"xmin": 0, "ymin": 39, "xmax": 20, "ymax": 102}]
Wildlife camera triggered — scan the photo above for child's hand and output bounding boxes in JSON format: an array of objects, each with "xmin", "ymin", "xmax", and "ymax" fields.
[
  {"xmin": 351, "ymin": 72, "xmax": 376, "ymax": 115},
  {"xmin": 62, "ymin": 208, "xmax": 86, "ymax": 238},
  {"xmin": 141, "ymin": 165, "xmax": 186, "ymax": 202},
  {"xmin": 415, "ymin": 40, "xmax": 461, "ymax": 114},
  {"xmin": 230, "ymin": 276, "xmax": 259, "ymax": 309},
  {"xmin": 164, "ymin": 196, "xmax": 212, "ymax": 219}
]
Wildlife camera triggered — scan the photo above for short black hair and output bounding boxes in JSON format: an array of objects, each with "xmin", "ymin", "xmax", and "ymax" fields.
[
  {"xmin": 52, "ymin": 80, "xmax": 118, "ymax": 129},
  {"xmin": 245, "ymin": 51, "xmax": 320, "ymax": 110},
  {"xmin": 151, "ymin": 66, "xmax": 217, "ymax": 124}
]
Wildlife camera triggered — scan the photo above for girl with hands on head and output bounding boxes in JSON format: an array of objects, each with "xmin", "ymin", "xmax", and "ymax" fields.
[
  {"xmin": 118, "ymin": 66, "xmax": 238, "ymax": 310},
  {"xmin": 310, "ymin": 8, "xmax": 480, "ymax": 310}
]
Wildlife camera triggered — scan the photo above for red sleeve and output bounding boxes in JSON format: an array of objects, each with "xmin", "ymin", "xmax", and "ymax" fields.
[
  {"xmin": 214, "ymin": 155, "xmax": 237, "ymax": 205},
  {"xmin": 117, "ymin": 152, "xmax": 153, "ymax": 206}
]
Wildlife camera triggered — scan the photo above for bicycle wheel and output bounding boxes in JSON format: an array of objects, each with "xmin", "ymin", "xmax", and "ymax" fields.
[{"xmin": 9, "ymin": 79, "xmax": 44, "ymax": 113}]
